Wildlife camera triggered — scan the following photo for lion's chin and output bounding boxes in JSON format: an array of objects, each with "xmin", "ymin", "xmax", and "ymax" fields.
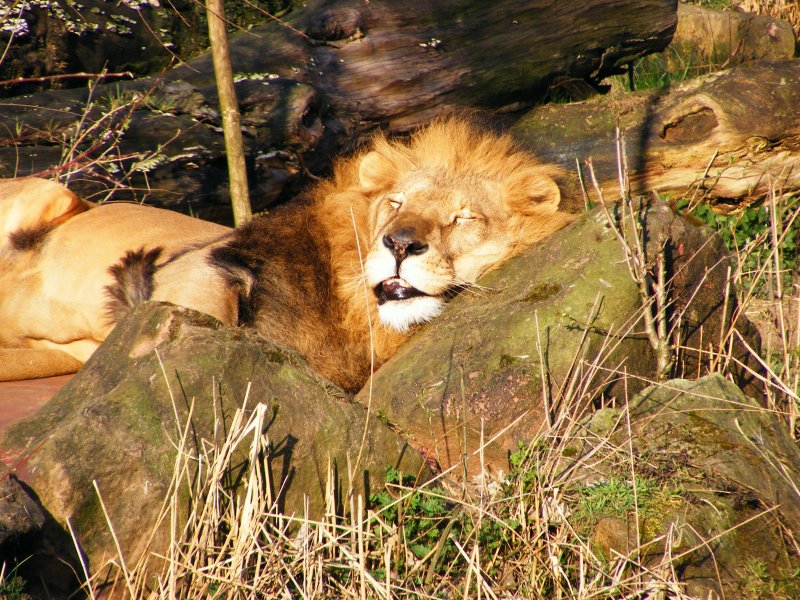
[{"xmin": 377, "ymin": 296, "xmax": 444, "ymax": 332}]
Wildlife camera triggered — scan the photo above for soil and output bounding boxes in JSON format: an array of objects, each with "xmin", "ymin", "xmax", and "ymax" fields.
[{"xmin": 0, "ymin": 375, "xmax": 73, "ymax": 434}]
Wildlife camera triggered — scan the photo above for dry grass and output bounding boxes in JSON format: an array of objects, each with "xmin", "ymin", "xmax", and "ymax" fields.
[
  {"xmin": 72, "ymin": 317, "xmax": 799, "ymax": 599},
  {"xmin": 76, "ymin": 354, "xmax": 704, "ymax": 599}
]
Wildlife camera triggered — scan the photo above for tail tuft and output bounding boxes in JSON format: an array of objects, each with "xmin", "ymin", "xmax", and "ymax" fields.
[{"xmin": 105, "ymin": 247, "xmax": 162, "ymax": 323}]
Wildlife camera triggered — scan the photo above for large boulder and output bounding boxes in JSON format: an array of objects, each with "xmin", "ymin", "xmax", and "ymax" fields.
[
  {"xmin": 359, "ymin": 199, "xmax": 760, "ymax": 475},
  {"xmin": 584, "ymin": 374, "xmax": 800, "ymax": 598},
  {"xmin": 1, "ymin": 302, "xmax": 428, "ymax": 574},
  {"xmin": 670, "ymin": 4, "xmax": 795, "ymax": 70}
]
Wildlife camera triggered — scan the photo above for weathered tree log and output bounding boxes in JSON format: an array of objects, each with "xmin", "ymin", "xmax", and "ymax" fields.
[
  {"xmin": 0, "ymin": 0, "xmax": 676, "ymax": 221},
  {"xmin": 514, "ymin": 60, "xmax": 800, "ymax": 209},
  {"xmin": 194, "ymin": 0, "xmax": 678, "ymax": 129}
]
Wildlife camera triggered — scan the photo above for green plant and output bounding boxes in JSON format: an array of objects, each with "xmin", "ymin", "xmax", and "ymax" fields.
[
  {"xmin": 0, "ymin": 566, "xmax": 30, "ymax": 600},
  {"xmin": 507, "ymin": 439, "xmax": 541, "ymax": 493},
  {"xmin": 369, "ymin": 467, "xmax": 459, "ymax": 574},
  {"xmin": 574, "ymin": 476, "xmax": 657, "ymax": 524},
  {"xmin": 680, "ymin": 198, "xmax": 800, "ymax": 296},
  {"xmin": 738, "ymin": 559, "xmax": 800, "ymax": 600}
]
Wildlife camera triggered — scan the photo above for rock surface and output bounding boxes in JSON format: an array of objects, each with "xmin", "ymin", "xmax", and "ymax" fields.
[
  {"xmin": 585, "ymin": 374, "xmax": 800, "ymax": 598},
  {"xmin": 1, "ymin": 302, "xmax": 428, "ymax": 573},
  {"xmin": 671, "ymin": 4, "xmax": 795, "ymax": 70}
]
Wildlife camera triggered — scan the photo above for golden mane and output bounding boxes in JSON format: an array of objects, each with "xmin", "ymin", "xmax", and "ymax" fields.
[{"xmin": 315, "ymin": 117, "xmax": 573, "ymax": 378}]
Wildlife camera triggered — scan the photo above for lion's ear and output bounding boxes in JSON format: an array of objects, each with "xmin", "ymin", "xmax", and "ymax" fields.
[
  {"xmin": 358, "ymin": 151, "xmax": 396, "ymax": 191},
  {"xmin": 505, "ymin": 168, "xmax": 562, "ymax": 214}
]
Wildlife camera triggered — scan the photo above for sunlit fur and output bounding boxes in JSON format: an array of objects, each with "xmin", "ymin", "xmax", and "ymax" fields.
[
  {"xmin": 320, "ymin": 116, "xmax": 576, "ymax": 370},
  {"xmin": 377, "ymin": 296, "xmax": 444, "ymax": 333}
]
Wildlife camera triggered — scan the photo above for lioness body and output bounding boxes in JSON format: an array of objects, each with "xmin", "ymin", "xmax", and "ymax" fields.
[
  {"xmin": 0, "ymin": 118, "xmax": 574, "ymax": 390},
  {"xmin": 0, "ymin": 182, "xmax": 230, "ymax": 376}
]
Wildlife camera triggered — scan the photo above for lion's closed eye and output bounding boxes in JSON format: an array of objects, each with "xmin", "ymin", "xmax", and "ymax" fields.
[
  {"xmin": 453, "ymin": 209, "xmax": 480, "ymax": 224},
  {"xmin": 387, "ymin": 192, "xmax": 404, "ymax": 210}
]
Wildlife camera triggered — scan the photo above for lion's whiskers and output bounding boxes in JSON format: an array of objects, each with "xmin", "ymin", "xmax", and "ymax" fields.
[
  {"xmin": 342, "ymin": 270, "xmax": 370, "ymax": 289},
  {"xmin": 444, "ymin": 279, "xmax": 495, "ymax": 299}
]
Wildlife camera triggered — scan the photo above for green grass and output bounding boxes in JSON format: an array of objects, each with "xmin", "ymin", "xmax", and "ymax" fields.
[
  {"xmin": 608, "ymin": 48, "xmax": 718, "ymax": 95},
  {"xmin": 691, "ymin": 0, "xmax": 738, "ymax": 9}
]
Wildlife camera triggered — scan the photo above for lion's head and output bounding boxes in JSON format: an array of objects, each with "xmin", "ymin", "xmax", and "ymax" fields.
[{"xmin": 336, "ymin": 118, "xmax": 575, "ymax": 333}]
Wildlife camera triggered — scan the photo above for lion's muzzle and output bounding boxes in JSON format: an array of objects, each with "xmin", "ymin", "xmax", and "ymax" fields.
[{"xmin": 375, "ymin": 227, "xmax": 433, "ymax": 305}]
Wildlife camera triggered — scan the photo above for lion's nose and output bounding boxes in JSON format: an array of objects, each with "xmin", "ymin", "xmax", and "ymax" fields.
[{"xmin": 383, "ymin": 229, "xmax": 428, "ymax": 261}]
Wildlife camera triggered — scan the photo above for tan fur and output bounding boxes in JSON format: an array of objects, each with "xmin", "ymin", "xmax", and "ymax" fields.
[
  {"xmin": 0, "ymin": 118, "xmax": 574, "ymax": 389},
  {"xmin": 0, "ymin": 184, "xmax": 230, "ymax": 380}
]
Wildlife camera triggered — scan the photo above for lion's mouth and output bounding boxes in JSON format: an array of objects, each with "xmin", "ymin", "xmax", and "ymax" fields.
[{"xmin": 375, "ymin": 277, "xmax": 430, "ymax": 305}]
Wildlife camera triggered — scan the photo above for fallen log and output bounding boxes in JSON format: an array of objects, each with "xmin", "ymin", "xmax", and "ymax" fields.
[
  {"xmin": 197, "ymin": 0, "xmax": 678, "ymax": 130},
  {"xmin": 0, "ymin": 0, "xmax": 677, "ymax": 220},
  {"xmin": 513, "ymin": 60, "xmax": 800, "ymax": 209}
]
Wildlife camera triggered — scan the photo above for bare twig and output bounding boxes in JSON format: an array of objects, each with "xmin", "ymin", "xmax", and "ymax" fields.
[
  {"xmin": 0, "ymin": 71, "xmax": 134, "ymax": 87},
  {"xmin": 586, "ymin": 126, "xmax": 675, "ymax": 380},
  {"xmin": 206, "ymin": 0, "xmax": 252, "ymax": 225}
]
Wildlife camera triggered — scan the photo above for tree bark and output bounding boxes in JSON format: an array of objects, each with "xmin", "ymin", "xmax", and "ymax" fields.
[
  {"xmin": 514, "ymin": 61, "xmax": 800, "ymax": 211},
  {"xmin": 206, "ymin": 0, "xmax": 252, "ymax": 225}
]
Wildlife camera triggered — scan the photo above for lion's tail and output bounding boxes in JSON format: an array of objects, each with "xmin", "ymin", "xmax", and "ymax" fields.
[{"xmin": 104, "ymin": 247, "xmax": 162, "ymax": 323}]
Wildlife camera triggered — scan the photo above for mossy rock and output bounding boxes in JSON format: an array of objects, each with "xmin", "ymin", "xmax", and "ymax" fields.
[
  {"xmin": 584, "ymin": 374, "xmax": 800, "ymax": 599},
  {"xmin": 1, "ymin": 302, "xmax": 428, "ymax": 572}
]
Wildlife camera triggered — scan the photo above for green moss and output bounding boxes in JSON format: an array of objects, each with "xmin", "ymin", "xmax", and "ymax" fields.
[
  {"xmin": 586, "ymin": 408, "xmax": 622, "ymax": 437},
  {"xmin": 518, "ymin": 282, "xmax": 562, "ymax": 303},
  {"xmin": 498, "ymin": 354, "xmax": 516, "ymax": 368},
  {"xmin": 685, "ymin": 413, "xmax": 737, "ymax": 450},
  {"xmin": 561, "ymin": 446, "xmax": 579, "ymax": 459},
  {"xmin": 262, "ymin": 348, "xmax": 288, "ymax": 364}
]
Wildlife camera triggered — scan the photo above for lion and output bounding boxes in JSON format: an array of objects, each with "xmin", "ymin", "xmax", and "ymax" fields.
[{"xmin": 0, "ymin": 117, "xmax": 574, "ymax": 391}]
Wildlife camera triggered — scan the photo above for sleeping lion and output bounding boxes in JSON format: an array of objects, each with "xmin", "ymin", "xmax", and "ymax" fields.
[{"xmin": 0, "ymin": 117, "xmax": 574, "ymax": 391}]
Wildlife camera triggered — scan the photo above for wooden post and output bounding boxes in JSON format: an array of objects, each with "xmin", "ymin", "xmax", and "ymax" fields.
[{"xmin": 206, "ymin": 0, "xmax": 252, "ymax": 226}]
